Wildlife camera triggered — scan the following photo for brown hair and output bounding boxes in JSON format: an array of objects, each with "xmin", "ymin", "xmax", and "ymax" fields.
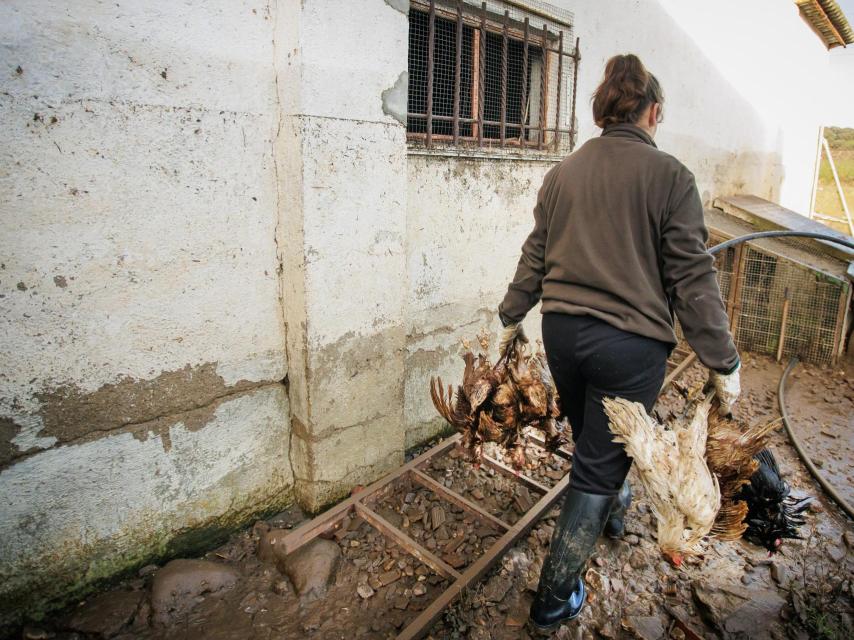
[{"xmin": 592, "ymin": 54, "xmax": 663, "ymax": 129}]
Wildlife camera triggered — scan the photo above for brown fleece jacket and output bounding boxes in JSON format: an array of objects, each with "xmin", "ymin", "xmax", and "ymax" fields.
[{"xmin": 499, "ymin": 123, "xmax": 739, "ymax": 373}]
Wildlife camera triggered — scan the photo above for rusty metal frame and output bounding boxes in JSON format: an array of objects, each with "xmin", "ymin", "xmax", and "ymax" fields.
[
  {"xmin": 279, "ymin": 432, "xmax": 570, "ymax": 639},
  {"xmin": 407, "ymin": 0, "xmax": 579, "ymax": 152}
]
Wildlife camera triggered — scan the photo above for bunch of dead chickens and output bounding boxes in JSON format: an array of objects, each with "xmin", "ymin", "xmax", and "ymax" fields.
[
  {"xmin": 430, "ymin": 333, "xmax": 567, "ymax": 470},
  {"xmin": 605, "ymin": 388, "xmax": 810, "ymax": 563},
  {"xmin": 430, "ymin": 334, "xmax": 809, "ymax": 561}
]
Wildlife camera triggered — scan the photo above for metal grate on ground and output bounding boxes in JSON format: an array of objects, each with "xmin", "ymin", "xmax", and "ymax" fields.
[{"xmin": 407, "ymin": 0, "xmax": 579, "ymax": 153}]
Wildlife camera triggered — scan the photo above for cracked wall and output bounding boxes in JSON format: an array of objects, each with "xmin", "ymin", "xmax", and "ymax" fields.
[{"xmin": 0, "ymin": 0, "xmax": 293, "ymax": 627}]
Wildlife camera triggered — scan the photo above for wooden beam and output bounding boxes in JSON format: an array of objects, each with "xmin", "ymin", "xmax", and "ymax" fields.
[
  {"xmin": 278, "ymin": 435, "xmax": 460, "ymax": 556},
  {"xmin": 397, "ymin": 473, "xmax": 572, "ymax": 639},
  {"xmin": 355, "ymin": 502, "xmax": 461, "ymax": 581},
  {"xmin": 410, "ymin": 468, "xmax": 510, "ymax": 532},
  {"xmin": 660, "ymin": 352, "xmax": 697, "ymax": 393},
  {"xmin": 478, "ymin": 451, "xmax": 550, "ymax": 494}
]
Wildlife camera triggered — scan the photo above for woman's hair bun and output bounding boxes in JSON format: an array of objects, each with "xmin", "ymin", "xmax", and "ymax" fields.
[{"xmin": 592, "ymin": 54, "xmax": 663, "ymax": 129}]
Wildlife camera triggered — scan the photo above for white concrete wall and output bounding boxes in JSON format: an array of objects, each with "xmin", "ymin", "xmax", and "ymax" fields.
[
  {"xmin": 566, "ymin": 0, "xmax": 832, "ymax": 213},
  {"xmin": 0, "ymin": 0, "xmax": 292, "ymax": 625},
  {"xmin": 827, "ymin": 47, "xmax": 854, "ymax": 128},
  {"xmin": 404, "ymin": 154, "xmax": 549, "ymax": 447},
  {"xmin": 276, "ymin": 0, "xmax": 410, "ymax": 511}
]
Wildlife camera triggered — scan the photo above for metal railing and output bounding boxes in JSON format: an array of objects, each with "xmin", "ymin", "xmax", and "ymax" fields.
[{"xmin": 408, "ymin": 0, "xmax": 580, "ymax": 153}]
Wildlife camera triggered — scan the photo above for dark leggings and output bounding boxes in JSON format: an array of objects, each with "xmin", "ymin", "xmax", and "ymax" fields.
[{"xmin": 542, "ymin": 313, "xmax": 669, "ymax": 496}]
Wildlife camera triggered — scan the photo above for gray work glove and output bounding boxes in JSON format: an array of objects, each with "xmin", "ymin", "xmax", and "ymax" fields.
[
  {"xmin": 498, "ymin": 322, "xmax": 527, "ymax": 357},
  {"xmin": 708, "ymin": 360, "xmax": 741, "ymax": 416}
]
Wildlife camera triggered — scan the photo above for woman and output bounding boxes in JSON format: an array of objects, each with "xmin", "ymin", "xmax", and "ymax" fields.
[{"xmin": 497, "ymin": 54, "xmax": 741, "ymax": 632}]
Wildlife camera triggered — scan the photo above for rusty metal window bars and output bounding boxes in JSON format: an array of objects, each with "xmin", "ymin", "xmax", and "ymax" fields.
[{"xmin": 407, "ymin": 0, "xmax": 580, "ymax": 153}]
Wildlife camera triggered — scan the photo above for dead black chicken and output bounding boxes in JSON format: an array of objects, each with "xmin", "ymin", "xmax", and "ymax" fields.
[
  {"xmin": 738, "ymin": 448, "xmax": 811, "ymax": 553},
  {"xmin": 430, "ymin": 332, "xmax": 567, "ymax": 468}
]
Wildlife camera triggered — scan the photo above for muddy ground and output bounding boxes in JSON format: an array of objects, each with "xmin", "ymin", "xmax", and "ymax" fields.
[{"xmin": 19, "ymin": 354, "xmax": 854, "ymax": 640}]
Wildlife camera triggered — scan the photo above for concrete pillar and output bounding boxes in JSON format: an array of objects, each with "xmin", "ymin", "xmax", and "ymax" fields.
[{"xmin": 274, "ymin": 0, "xmax": 410, "ymax": 511}]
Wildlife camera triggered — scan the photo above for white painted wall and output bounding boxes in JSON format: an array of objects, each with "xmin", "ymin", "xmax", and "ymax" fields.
[
  {"xmin": 0, "ymin": 0, "xmax": 292, "ymax": 624},
  {"xmin": 564, "ymin": 0, "xmax": 832, "ymax": 213},
  {"xmin": 827, "ymin": 47, "xmax": 854, "ymax": 128},
  {"xmin": 276, "ymin": 0, "xmax": 410, "ymax": 511}
]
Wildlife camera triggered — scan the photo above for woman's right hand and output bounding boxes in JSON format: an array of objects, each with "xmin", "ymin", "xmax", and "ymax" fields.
[{"xmin": 708, "ymin": 361, "xmax": 741, "ymax": 416}]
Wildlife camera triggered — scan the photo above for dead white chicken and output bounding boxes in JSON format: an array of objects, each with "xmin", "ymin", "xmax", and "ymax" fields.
[{"xmin": 604, "ymin": 393, "xmax": 720, "ymax": 566}]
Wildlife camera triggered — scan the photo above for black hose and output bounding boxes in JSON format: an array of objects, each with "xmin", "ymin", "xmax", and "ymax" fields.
[
  {"xmin": 778, "ymin": 358, "xmax": 854, "ymax": 520},
  {"xmin": 708, "ymin": 229, "xmax": 854, "ymax": 255}
]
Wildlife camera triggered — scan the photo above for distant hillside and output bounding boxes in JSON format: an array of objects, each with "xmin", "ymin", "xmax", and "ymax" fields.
[
  {"xmin": 816, "ymin": 126, "xmax": 853, "ymax": 233},
  {"xmin": 825, "ymin": 126, "xmax": 854, "ymax": 151}
]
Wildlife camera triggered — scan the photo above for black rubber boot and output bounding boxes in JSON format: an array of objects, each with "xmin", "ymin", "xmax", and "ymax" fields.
[
  {"xmin": 604, "ymin": 480, "xmax": 632, "ymax": 539},
  {"xmin": 529, "ymin": 488, "xmax": 614, "ymax": 633}
]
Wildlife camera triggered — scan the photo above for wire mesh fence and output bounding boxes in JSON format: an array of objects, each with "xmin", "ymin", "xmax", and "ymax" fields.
[
  {"xmin": 707, "ymin": 233, "xmax": 850, "ymax": 367},
  {"xmin": 407, "ymin": 0, "xmax": 578, "ymax": 153}
]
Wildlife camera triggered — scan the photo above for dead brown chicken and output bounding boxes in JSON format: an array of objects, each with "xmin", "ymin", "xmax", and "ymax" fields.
[
  {"xmin": 667, "ymin": 384, "xmax": 782, "ymax": 541},
  {"xmin": 430, "ymin": 333, "xmax": 566, "ymax": 468},
  {"xmin": 706, "ymin": 398, "xmax": 781, "ymax": 540}
]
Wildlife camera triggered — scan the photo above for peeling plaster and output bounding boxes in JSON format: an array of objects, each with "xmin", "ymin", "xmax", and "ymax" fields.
[
  {"xmin": 2, "ymin": 363, "xmax": 280, "ymax": 468},
  {"xmin": 381, "ymin": 71, "xmax": 408, "ymax": 126}
]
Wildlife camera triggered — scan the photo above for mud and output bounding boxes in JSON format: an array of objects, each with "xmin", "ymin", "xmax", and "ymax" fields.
[
  {"xmin": 1, "ymin": 363, "xmax": 275, "ymax": 466},
  {"xmin": 20, "ymin": 354, "xmax": 854, "ymax": 640}
]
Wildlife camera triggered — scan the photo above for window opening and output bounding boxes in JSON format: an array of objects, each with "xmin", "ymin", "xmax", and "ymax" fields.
[{"xmin": 407, "ymin": 0, "xmax": 579, "ymax": 153}]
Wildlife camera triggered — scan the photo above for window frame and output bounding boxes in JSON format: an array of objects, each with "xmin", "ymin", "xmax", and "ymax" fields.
[{"xmin": 407, "ymin": 0, "xmax": 579, "ymax": 154}]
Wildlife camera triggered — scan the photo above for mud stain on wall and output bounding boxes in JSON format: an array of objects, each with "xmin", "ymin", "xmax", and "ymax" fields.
[{"xmin": 1, "ymin": 364, "xmax": 280, "ymax": 467}]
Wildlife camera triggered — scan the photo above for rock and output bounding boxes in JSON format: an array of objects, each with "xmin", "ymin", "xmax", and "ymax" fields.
[
  {"xmin": 357, "ymin": 583, "xmax": 375, "ymax": 599},
  {"xmin": 151, "ymin": 559, "xmax": 238, "ymax": 625},
  {"xmin": 257, "ymin": 528, "xmax": 291, "ymax": 565},
  {"xmin": 22, "ymin": 628, "xmax": 51, "ymax": 640},
  {"xmin": 585, "ymin": 568, "xmax": 609, "ymax": 595},
  {"xmin": 272, "ymin": 579, "xmax": 290, "ymax": 596},
  {"xmin": 844, "ymin": 531, "xmax": 854, "ymax": 549},
  {"xmin": 64, "ymin": 590, "xmax": 144, "ymax": 637},
  {"xmin": 827, "ymin": 546, "xmax": 845, "ymax": 562},
  {"xmin": 469, "ymin": 626, "xmax": 492, "ymax": 639},
  {"xmin": 504, "ymin": 604, "xmax": 528, "ymax": 627},
  {"xmin": 413, "ymin": 582, "xmax": 428, "ymax": 596},
  {"xmin": 629, "ymin": 549, "xmax": 647, "ymax": 570},
  {"xmin": 770, "ymin": 563, "xmax": 788, "ymax": 586},
  {"xmin": 138, "ymin": 564, "xmax": 159, "ymax": 578},
  {"xmin": 379, "ymin": 569, "xmax": 402, "ymax": 586},
  {"xmin": 693, "ymin": 582, "xmax": 784, "ymax": 636},
  {"xmin": 625, "ymin": 534, "xmax": 640, "ymax": 545},
  {"xmin": 622, "ymin": 615, "xmax": 665, "ymax": 640},
  {"xmin": 482, "ymin": 575, "xmax": 512, "ymax": 602},
  {"xmin": 281, "ymin": 538, "xmax": 341, "ymax": 600}
]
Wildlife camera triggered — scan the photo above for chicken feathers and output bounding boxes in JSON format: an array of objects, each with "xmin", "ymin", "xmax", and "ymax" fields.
[
  {"xmin": 605, "ymin": 394, "xmax": 720, "ymax": 565},
  {"xmin": 429, "ymin": 333, "xmax": 566, "ymax": 468}
]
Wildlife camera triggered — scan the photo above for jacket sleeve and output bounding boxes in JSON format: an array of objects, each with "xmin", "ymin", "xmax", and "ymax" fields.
[
  {"xmin": 661, "ymin": 170, "xmax": 739, "ymax": 373},
  {"xmin": 498, "ymin": 176, "xmax": 550, "ymax": 325}
]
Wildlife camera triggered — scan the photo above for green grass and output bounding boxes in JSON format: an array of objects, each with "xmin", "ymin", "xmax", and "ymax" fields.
[{"xmin": 815, "ymin": 128, "xmax": 854, "ymax": 235}]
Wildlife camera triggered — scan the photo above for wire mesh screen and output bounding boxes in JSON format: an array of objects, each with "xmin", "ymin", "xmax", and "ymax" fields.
[
  {"xmin": 408, "ymin": 0, "xmax": 577, "ymax": 153},
  {"xmin": 707, "ymin": 233, "xmax": 850, "ymax": 367}
]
